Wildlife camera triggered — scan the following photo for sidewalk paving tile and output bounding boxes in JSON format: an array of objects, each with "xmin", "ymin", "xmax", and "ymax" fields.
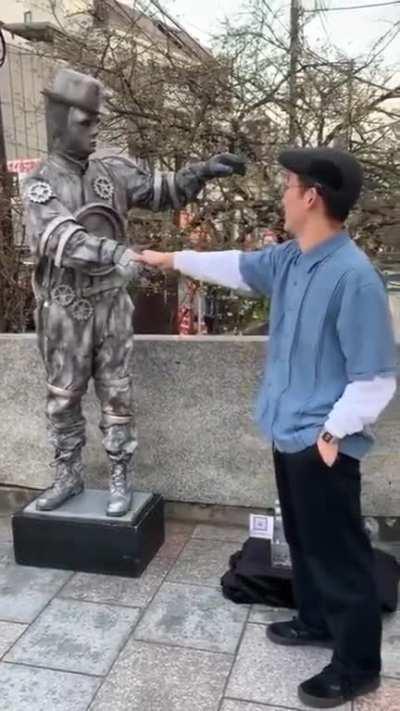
[
  {"xmin": 0, "ymin": 663, "xmax": 100, "ymax": 711},
  {"xmin": 89, "ymin": 639, "xmax": 233, "ymax": 711},
  {"xmin": 134, "ymin": 581, "xmax": 248, "ymax": 654},
  {"xmin": 382, "ymin": 612, "xmax": 400, "ymax": 678},
  {"xmin": 5, "ymin": 598, "xmax": 140, "ymax": 676},
  {"xmin": 226, "ymin": 623, "xmax": 351, "ymax": 710},
  {"xmin": 0, "ymin": 543, "xmax": 14, "ymax": 566},
  {"xmin": 0, "ymin": 566, "xmax": 71, "ymax": 623},
  {"xmin": 60, "ymin": 556, "xmax": 171, "ymax": 608},
  {"xmin": 0, "ymin": 621, "xmax": 27, "ymax": 657},
  {"xmin": 158, "ymin": 533, "xmax": 192, "ymax": 560},
  {"xmin": 221, "ymin": 701, "xmax": 291, "ymax": 711},
  {"xmin": 158, "ymin": 521, "xmax": 196, "ymax": 559},
  {"xmin": 168, "ymin": 539, "xmax": 235, "ymax": 587},
  {"xmin": 354, "ymin": 676, "xmax": 400, "ymax": 710},
  {"xmin": 192, "ymin": 525, "xmax": 248, "ymax": 544},
  {"xmin": 0, "ymin": 517, "xmax": 12, "ymax": 542},
  {"xmin": 165, "ymin": 521, "xmax": 196, "ymax": 537},
  {"xmin": 249, "ymin": 606, "xmax": 293, "ymax": 625}
]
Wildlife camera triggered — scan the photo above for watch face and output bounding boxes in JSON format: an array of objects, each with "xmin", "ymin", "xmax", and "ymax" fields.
[{"xmin": 322, "ymin": 431, "xmax": 333, "ymax": 443}]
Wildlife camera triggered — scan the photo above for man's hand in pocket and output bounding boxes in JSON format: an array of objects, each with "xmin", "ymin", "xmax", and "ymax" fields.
[{"xmin": 317, "ymin": 436, "xmax": 339, "ymax": 468}]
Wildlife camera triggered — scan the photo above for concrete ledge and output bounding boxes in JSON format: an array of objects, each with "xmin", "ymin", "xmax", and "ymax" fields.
[{"xmin": 0, "ymin": 334, "xmax": 399, "ymax": 516}]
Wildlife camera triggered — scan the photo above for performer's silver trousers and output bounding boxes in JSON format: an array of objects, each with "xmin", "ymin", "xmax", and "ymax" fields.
[{"xmin": 35, "ymin": 288, "xmax": 137, "ymax": 466}]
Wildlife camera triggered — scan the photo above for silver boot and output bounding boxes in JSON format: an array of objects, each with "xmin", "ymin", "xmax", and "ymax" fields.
[
  {"xmin": 106, "ymin": 463, "xmax": 133, "ymax": 517},
  {"xmin": 36, "ymin": 454, "xmax": 84, "ymax": 511}
]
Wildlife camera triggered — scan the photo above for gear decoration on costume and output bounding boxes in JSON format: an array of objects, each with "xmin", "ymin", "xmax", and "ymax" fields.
[
  {"xmin": 93, "ymin": 176, "xmax": 114, "ymax": 201},
  {"xmin": 51, "ymin": 285, "xmax": 75, "ymax": 308},
  {"xmin": 27, "ymin": 181, "xmax": 54, "ymax": 204},
  {"xmin": 71, "ymin": 298, "xmax": 93, "ymax": 321}
]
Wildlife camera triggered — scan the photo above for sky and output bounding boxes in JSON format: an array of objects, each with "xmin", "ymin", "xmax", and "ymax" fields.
[{"xmin": 166, "ymin": 0, "xmax": 400, "ymax": 69}]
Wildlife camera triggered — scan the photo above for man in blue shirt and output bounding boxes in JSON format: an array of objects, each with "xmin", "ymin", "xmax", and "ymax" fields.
[{"xmin": 137, "ymin": 147, "xmax": 397, "ymax": 708}]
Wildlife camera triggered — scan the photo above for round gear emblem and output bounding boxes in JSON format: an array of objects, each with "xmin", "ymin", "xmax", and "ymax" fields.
[
  {"xmin": 27, "ymin": 181, "xmax": 54, "ymax": 204},
  {"xmin": 71, "ymin": 298, "xmax": 93, "ymax": 322},
  {"xmin": 51, "ymin": 285, "xmax": 75, "ymax": 307},
  {"xmin": 93, "ymin": 176, "xmax": 114, "ymax": 201}
]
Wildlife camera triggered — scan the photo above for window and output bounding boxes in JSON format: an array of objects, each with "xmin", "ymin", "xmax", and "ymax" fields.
[{"xmin": 24, "ymin": 11, "xmax": 32, "ymax": 25}]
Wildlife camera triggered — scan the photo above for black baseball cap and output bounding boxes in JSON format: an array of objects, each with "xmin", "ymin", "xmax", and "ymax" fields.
[{"xmin": 278, "ymin": 146, "xmax": 363, "ymax": 218}]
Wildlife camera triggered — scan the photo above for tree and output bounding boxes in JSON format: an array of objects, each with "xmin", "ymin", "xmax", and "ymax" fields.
[{"xmin": 2, "ymin": 0, "xmax": 400, "ymax": 332}]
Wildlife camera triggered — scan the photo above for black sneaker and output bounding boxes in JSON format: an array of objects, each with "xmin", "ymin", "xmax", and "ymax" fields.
[
  {"xmin": 266, "ymin": 617, "xmax": 333, "ymax": 648},
  {"xmin": 298, "ymin": 664, "xmax": 381, "ymax": 708}
]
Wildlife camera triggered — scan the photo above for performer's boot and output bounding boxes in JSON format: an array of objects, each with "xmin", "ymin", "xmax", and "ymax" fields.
[
  {"xmin": 106, "ymin": 461, "xmax": 133, "ymax": 517},
  {"xmin": 36, "ymin": 450, "xmax": 84, "ymax": 511}
]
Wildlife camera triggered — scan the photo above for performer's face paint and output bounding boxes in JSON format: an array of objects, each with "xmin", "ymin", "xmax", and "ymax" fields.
[{"xmin": 63, "ymin": 108, "xmax": 100, "ymax": 158}]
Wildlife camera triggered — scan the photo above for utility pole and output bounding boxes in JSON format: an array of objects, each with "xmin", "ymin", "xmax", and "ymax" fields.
[
  {"xmin": 0, "ymin": 26, "xmax": 12, "ymax": 247},
  {"xmin": 0, "ymin": 91, "xmax": 8, "ymax": 188},
  {"xmin": 345, "ymin": 59, "xmax": 355, "ymax": 150},
  {"xmin": 333, "ymin": 59, "xmax": 355, "ymax": 150},
  {"xmin": 288, "ymin": 0, "xmax": 301, "ymax": 143},
  {"xmin": 0, "ymin": 24, "xmax": 13, "ymax": 333}
]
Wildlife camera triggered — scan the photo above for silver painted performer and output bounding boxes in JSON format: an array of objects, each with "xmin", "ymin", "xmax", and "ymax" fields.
[{"xmin": 23, "ymin": 68, "xmax": 245, "ymax": 516}]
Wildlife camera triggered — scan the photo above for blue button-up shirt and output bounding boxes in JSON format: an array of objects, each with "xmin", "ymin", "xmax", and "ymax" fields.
[{"xmin": 239, "ymin": 232, "xmax": 397, "ymax": 459}]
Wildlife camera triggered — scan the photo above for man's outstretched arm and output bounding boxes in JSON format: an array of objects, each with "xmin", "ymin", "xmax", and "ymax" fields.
[
  {"xmin": 140, "ymin": 250, "xmax": 254, "ymax": 294},
  {"xmin": 137, "ymin": 245, "xmax": 285, "ymax": 297}
]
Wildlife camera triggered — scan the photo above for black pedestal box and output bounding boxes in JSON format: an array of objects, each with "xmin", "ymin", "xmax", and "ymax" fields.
[{"xmin": 12, "ymin": 490, "xmax": 165, "ymax": 578}]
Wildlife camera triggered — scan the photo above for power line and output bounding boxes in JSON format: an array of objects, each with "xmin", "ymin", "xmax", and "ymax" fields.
[
  {"xmin": 141, "ymin": 0, "xmax": 212, "ymax": 60},
  {"xmin": 304, "ymin": 1, "xmax": 400, "ymax": 11},
  {"xmin": 261, "ymin": 0, "xmax": 290, "ymax": 36},
  {"xmin": 314, "ymin": 0, "xmax": 332, "ymax": 43}
]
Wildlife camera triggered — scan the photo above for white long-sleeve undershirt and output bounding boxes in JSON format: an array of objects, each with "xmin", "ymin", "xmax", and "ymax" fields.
[
  {"xmin": 173, "ymin": 250, "xmax": 253, "ymax": 294},
  {"xmin": 325, "ymin": 376, "xmax": 396, "ymax": 439},
  {"xmin": 172, "ymin": 249, "xmax": 397, "ymax": 439}
]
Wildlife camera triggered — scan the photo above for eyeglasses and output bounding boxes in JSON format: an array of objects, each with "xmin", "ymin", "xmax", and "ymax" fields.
[
  {"xmin": 282, "ymin": 179, "xmax": 323, "ymax": 196},
  {"xmin": 283, "ymin": 183, "xmax": 303, "ymax": 191}
]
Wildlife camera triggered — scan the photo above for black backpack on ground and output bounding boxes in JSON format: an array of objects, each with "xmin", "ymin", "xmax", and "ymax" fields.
[{"xmin": 221, "ymin": 538, "xmax": 400, "ymax": 613}]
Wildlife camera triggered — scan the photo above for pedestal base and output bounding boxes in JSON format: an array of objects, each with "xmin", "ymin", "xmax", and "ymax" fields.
[{"xmin": 12, "ymin": 489, "xmax": 165, "ymax": 578}]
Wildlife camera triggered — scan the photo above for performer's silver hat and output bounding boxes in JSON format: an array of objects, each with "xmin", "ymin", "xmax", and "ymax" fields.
[{"xmin": 43, "ymin": 68, "xmax": 107, "ymax": 115}]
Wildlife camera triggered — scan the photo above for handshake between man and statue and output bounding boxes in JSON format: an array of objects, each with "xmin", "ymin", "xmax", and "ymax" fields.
[{"xmin": 24, "ymin": 67, "xmax": 247, "ymax": 517}]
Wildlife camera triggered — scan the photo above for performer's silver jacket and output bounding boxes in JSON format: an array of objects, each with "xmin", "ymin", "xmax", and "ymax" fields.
[{"xmin": 23, "ymin": 152, "xmax": 205, "ymax": 301}]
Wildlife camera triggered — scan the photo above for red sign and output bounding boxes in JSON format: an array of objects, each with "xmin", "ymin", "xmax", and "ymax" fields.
[
  {"xmin": 178, "ymin": 209, "xmax": 193, "ymax": 229},
  {"xmin": 7, "ymin": 158, "xmax": 41, "ymax": 175}
]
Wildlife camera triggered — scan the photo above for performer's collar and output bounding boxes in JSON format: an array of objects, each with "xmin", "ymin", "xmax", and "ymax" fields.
[{"xmin": 52, "ymin": 151, "xmax": 90, "ymax": 174}]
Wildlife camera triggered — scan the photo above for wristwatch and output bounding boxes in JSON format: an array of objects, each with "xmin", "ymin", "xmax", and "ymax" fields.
[{"xmin": 321, "ymin": 429, "xmax": 339, "ymax": 445}]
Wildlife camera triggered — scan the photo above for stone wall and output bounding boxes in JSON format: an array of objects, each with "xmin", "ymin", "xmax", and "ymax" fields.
[{"xmin": 0, "ymin": 334, "xmax": 399, "ymax": 516}]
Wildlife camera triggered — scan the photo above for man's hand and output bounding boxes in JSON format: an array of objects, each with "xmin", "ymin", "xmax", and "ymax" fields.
[
  {"xmin": 317, "ymin": 436, "xmax": 339, "ymax": 468},
  {"xmin": 136, "ymin": 250, "xmax": 175, "ymax": 271},
  {"xmin": 197, "ymin": 153, "xmax": 247, "ymax": 180},
  {"xmin": 114, "ymin": 248, "xmax": 142, "ymax": 282},
  {"xmin": 122, "ymin": 248, "xmax": 142, "ymax": 263}
]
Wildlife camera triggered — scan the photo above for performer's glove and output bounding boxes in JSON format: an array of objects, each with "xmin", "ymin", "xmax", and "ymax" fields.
[{"xmin": 191, "ymin": 153, "xmax": 246, "ymax": 180}]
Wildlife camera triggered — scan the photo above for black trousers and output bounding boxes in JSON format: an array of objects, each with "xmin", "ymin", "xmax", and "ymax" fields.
[{"xmin": 274, "ymin": 445, "xmax": 381, "ymax": 680}]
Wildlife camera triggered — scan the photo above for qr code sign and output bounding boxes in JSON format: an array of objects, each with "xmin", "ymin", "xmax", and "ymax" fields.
[
  {"xmin": 254, "ymin": 516, "xmax": 268, "ymax": 530},
  {"xmin": 249, "ymin": 514, "xmax": 274, "ymax": 539}
]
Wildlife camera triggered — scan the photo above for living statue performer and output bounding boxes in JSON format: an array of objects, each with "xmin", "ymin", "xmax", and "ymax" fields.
[{"xmin": 23, "ymin": 68, "xmax": 246, "ymax": 516}]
